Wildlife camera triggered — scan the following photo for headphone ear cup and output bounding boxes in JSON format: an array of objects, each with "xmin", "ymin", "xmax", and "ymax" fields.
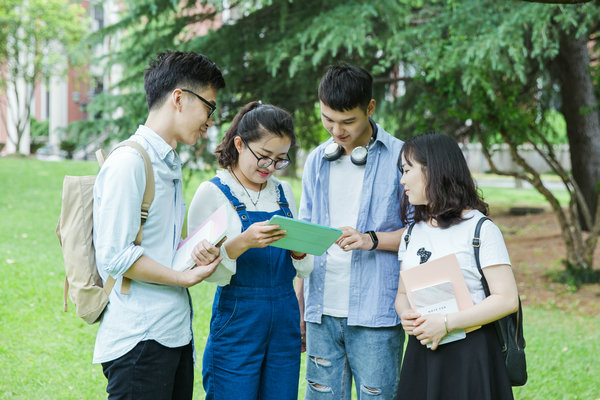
[
  {"xmin": 324, "ymin": 142, "xmax": 344, "ymax": 162},
  {"xmin": 350, "ymin": 146, "xmax": 368, "ymax": 165}
]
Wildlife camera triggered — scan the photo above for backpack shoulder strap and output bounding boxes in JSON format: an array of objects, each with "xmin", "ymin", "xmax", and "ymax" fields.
[
  {"xmin": 100, "ymin": 140, "xmax": 155, "ymax": 295},
  {"xmin": 403, "ymin": 221, "xmax": 416, "ymax": 248},
  {"xmin": 96, "ymin": 141, "xmax": 155, "ymax": 227},
  {"xmin": 120, "ymin": 140, "xmax": 155, "ymax": 236},
  {"xmin": 473, "ymin": 216, "xmax": 491, "ymax": 297},
  {"xmin": 96, "ymin": 149, "xmax": 107, "ymax": 167},
  {"xmin": 93, "ymin": 149, "xmax": 119, "ymax": 295}
]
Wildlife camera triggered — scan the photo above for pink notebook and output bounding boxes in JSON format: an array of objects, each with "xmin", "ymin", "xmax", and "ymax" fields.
[
  {"xmin": 172, "ymin": 204, "xmax": 228, "ymax": 272},
  {"xmin": 400, "ymin": 253, "xmax": 479, "ymax": 332}
]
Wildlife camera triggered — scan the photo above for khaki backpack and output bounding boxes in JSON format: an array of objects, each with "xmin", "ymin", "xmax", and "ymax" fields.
[{"xmin": 56, "ymin": 140, "xmax": 155, "ymax": 324}]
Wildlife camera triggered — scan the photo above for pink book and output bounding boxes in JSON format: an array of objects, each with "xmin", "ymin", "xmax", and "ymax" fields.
[
  {"xmin": 400, "ymin": 253, "xmax": 480, "ymax": 333},
  {"xmin": 172, "ymin": 204, "xmax": 228, "ymax": 272}
]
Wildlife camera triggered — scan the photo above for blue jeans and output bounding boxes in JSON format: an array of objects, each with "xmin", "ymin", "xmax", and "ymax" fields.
[{"xmin": 304, "ymin": 316, "xmax": 404, "ymax": 399}]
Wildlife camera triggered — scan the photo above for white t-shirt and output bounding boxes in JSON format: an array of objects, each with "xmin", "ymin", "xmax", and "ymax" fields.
[
  {"xmin": 323, "ymin": 155, "xmax": 366, "ymax": 317},
  {"xmin": 398, "ymin": 209, "xmax": 511, "ymax": 305}
]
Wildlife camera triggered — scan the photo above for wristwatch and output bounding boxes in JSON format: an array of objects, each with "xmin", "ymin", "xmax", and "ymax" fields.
[{"xmin": 366, "ymin": 230, "xmax": 378, "ymax": 251}]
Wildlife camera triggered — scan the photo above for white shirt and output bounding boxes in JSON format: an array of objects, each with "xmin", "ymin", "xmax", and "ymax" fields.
[
  {"xmin": 398, "ymin": 209, "xmax": 511, "ymax": 305},
  {"xmin": 187, "ymin": 169, "xmax": 313, "ymax": 286},
  {"xmin": 92, "ymin": 126, "xmax": 191, "ymax": 364},
  {"xmin": 323, "ymin": 155, "xmax": 366, "ymax": 317}
]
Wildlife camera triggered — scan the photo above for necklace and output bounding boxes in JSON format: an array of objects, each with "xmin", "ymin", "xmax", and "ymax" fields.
[{"xmin": 230, "ymin": 169, "xmax": 263, "ymax": 207}]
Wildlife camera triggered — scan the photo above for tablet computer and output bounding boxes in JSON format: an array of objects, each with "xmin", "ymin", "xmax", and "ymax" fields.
[{"xmin": 267, "ymin": 215, "xmax": 342, "ymax": 256}]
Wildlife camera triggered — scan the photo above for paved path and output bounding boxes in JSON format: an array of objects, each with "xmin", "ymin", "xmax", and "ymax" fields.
[{"xmin": 474, "ymin": 177, "xmax": 565, "ymax": 191}]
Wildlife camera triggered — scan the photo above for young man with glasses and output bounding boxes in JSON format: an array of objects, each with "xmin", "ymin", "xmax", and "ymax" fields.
[
  {"xmin": 92, "ymin": 51, "xmax": 225, "ymax": 399},
  {"xmin": 187, "ymin": 101, "xmax": 313, "ymax": 399},
  {"xmin": 296, "ymin": 64, "xmax": 407, "ymax": 399}
]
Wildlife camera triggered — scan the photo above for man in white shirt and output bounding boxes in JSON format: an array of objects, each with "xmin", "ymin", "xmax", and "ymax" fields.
[
  {"xmin": 93, "ymin": 51, "xmax": 225, "ymax": 400},
  {"xmin": 297, "ymin": 64, "xmax": 407, "ymax": 399}
]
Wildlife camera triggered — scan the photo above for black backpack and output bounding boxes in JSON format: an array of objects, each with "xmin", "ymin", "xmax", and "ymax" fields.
[{"xmin": 473, "ymin": 217, "xmax": 527, "ymax": 386}]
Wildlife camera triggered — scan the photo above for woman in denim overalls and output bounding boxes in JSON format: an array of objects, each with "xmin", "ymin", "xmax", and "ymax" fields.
[{"xmin": 187, "ymin": 102, "xmax": 313, "ymax": 400}]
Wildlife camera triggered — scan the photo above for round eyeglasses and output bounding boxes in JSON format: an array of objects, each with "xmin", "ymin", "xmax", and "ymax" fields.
[{"xmin": 241, "ymin": 137, "xmax": 291, "ymax": 170}]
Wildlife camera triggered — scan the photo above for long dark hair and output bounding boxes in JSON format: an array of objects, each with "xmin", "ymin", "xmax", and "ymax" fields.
[
  {"xmin": 399, "ymin": 132, "xmax": 488, "ymax": 228},
  {"xmin": 215, "ymin": 102, "xmax": 295, "ymax": 169}
]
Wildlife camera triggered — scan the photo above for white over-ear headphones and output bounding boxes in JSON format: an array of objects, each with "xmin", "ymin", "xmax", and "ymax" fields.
[{"xmin": 324, "ymin": 119, "xmax": 377, "ymax": 166}]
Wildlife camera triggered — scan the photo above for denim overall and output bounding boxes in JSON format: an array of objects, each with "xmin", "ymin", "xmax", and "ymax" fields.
[{"xmin": 202, "ymin": 177, "xmax": 301, "ymax": 400}]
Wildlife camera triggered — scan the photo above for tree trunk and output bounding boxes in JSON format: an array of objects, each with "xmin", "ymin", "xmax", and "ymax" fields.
[{"xmin": 556, "ymin": 33, "xmax": 600, "ymax": 230}]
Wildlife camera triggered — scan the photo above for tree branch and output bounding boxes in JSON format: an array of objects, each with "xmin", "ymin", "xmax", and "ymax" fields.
[
  {"xmin": 373, "ymin": 76, "xmax": 414, "ymax": 84},
  {"xmin": 497, "ymin": 128, "xmax": 584, "ymax": 264},
  {"xmin": 525, "ymin": 129, "xmax": 590, "ymax": 249},
  {"xmin": 520, "ymin": 0, "xmax": 592, "ymax": 3},
  {"xmin": 475, "ymin": 128, "xmax": 529, "ymax": 180},
  {"xmin": 528, "ymin": 126, "xmax": 592, "ymax": 226},
  {"xmin": 584, "ymin": 199, "xmax": 600, "ymax": 267}
]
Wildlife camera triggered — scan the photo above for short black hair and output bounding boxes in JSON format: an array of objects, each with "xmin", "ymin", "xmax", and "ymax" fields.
[
  {"xmin": 144, "ymin": 51, "xmax": 225, "ymax": 111},
  {"xmin": 398, "ymin": 132, "xmax": 488, "ymax": 228},
  {"xmin": 318, "ymin": 63, "xmax": 372, "ymax": 112},
  {"xmin": 215, "ymin": 101, "xmax": 296, "ymax": 169}
]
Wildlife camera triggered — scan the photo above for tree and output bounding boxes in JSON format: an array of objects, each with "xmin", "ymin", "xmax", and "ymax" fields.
[
  {"xmin": 376, "ymin": 0, "xmax": 600, "ymax": 277},
  {"xmin": 0, "ymin": 0, "xmax": 87, "ymax": 154},
  {"xmin": 81, "ymin": 1, "xmax": 413, "ymax": 150},
  {"xmin": 86, "ymin": 0, "xmax": 599, "ymax": 277}
]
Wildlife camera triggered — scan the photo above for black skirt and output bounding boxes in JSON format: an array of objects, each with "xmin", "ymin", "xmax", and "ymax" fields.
[{"xmin": 396, "ymin": 323, "xmax": 514, "ymax": 400}]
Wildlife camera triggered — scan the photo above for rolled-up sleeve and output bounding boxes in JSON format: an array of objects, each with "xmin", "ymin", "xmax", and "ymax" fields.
[{"xmin": 93, "ymin": 149, "xmax": 146, "ymax": 279}]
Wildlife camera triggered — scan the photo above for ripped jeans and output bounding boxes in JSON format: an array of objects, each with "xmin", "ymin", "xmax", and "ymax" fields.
[{"xmin": 304, "ymin": 316, "xmax": 404, "ymax": 400}]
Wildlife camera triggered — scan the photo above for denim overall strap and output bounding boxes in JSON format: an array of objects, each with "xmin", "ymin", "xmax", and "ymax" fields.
[
  {"xmin": 276, "ymin": 183, "xmax": 293, "ymax": 218},
  {"xmin": 203, "ymin": 177, "xmax": 301, "ymax": 400},
  {"xmin": 210, "ymin": 177, "xmax": 251, "ymax": 226}
]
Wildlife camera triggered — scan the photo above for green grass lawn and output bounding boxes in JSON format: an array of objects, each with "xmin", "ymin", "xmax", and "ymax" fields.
[{"xmin": 0, "ymin": 157, "xmax": 598, "ymax": 399}]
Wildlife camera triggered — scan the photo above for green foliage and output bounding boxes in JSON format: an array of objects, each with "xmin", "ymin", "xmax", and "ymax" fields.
[
  {"xmin": 0, "ymin": 0, "xmax": 89, "ymax": 150},
  {"xmin": 77, "ymin": 1, "xmax": 600, "ymax": 272},
  {"xmin": 0, "ymin": 0, "xmax": 88, "ymax": 79},
  {"xmin": 80, "ymin": 0, "xmax": 599, "ymax": 149},
  {"xmin": 81, "ymin": 0, "xmax": 416, "ymax": 147},
  {"xmin": 548, "ymin": 262, "xmax": 600, "ymax": 290},
  {"xmin": 29, "ymin": 117, "xmax": 49, "ymax": 138}
]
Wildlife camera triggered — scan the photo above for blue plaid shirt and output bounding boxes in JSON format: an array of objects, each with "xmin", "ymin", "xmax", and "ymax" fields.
[{"xmin": 298, "ymin": 123, "xmax": 406, "ymax": 327}]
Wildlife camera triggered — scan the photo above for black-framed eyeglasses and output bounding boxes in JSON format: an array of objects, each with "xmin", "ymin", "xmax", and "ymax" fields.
[
  {"xmin": 180, "ymin": 88, "xmax": 217, "ymax": 118},
  {"xmin": 241, "ymin": 136, "xmax": 291, "ymax": 170}
]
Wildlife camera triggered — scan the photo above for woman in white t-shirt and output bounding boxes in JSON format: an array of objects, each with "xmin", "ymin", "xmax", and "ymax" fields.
[{"xmin": 394, "ymin": 132, "xmax": 518, "ymax": 400}]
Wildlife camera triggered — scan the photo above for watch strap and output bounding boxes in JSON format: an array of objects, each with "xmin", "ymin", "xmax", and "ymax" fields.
[{"xmin": 367, "ymin": 230, "xmax": 378, "ymax": 251}]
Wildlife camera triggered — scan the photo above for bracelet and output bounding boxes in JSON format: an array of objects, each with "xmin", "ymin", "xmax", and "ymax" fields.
[
  {"xmin": 444, "ymin": 314, "xmax": 449, "ymax": 334},
  {"xmin": 290, "ymin": 251, "xmax": 307, "ymax": 260}
]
